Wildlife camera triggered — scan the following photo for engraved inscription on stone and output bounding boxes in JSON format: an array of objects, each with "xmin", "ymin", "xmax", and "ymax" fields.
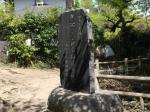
[{"xmin": 59, "ymin": 9, "xmax": 95, "ymax": 93}]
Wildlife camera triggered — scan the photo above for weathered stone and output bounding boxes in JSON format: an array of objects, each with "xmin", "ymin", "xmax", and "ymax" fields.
[
  {"xmin": 48, "ymin": 87, "xmax": 124, "ymax": 112},
  {"xmin": 59, "ymin": 9, "xmax": 95, "ymax": 93},
  {"xmin": 47, "ymin": 9, "xmax": 123, "ymax": 112}
]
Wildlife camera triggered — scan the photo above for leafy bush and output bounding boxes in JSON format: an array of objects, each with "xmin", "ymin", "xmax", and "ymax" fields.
[
  {"xmin": 7, "ymin": 33, "xmax": 36, "ymax": 67},
  {"xmin": 21, "ymin": 9, "xmax": 60, "ymax": 67},
  {"xmin": 2, "ymin": 8, "xmax": 60, "ymax": 67},
  {"xmin": 90, "ymin": 13, "xmax": 105, "ymax": 47},
  {"xmin": 92, "ymin": 24, "xmax": 104, "ymax": 47}
]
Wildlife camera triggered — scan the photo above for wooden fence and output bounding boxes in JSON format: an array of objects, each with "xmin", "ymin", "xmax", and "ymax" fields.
[
  {"xmin": 94, "ymin": 58, "xmax": 150, "ymax": 110},
  {"xmin": 97, "ymin": 57, "xmax": 150, "ymax": 75}
]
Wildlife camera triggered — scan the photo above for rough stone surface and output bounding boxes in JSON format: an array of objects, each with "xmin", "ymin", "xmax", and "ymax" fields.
[
  {"xmin": 0, "ymin": 97, "xmax": 48, "ymax": 112},
  {"xmin": 48, "ymin": 9, "xmax": 123, "ymax": 112},
  {"xmin": 48, "ymin": 87, "xmax": 124, "ymax": 112},
  {"xmin": 59, "ymin": 9, "xmax": 95, "ymax": 93}
]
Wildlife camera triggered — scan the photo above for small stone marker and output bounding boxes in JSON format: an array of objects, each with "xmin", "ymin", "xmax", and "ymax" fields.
[{"xmin": 59, "ymin": 9, "xmax": 95, "ymax": 93}]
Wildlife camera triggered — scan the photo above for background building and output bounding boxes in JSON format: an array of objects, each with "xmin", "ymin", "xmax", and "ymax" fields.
[{"xmin": 0, "ymin": 0, "xmax": 66, "ymax": 15}]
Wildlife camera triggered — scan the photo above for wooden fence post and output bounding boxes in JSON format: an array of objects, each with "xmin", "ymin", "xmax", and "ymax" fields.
[
  {"xmin": 96, "ymin": 59, "xmax": 99, "ymax": 74},
  {"xmin": 140, "ymin": 97, "xmax": 144, "ymax": 111},
  {"xmin": 124, "ymin": 58, "xmax": 128, "ymax": 74},
  {"xmin": 95, "ymin": 59, "xmax": 100, "ymax": 92},
  {"xmin": 138, "ymin": 56, "xmax": 142, "ymax": 72}
]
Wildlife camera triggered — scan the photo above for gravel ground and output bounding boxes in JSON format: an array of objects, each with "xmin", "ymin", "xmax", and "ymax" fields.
[{"xmin": 0, "ymin": 66, "xmax": 60, "ymax": 112}]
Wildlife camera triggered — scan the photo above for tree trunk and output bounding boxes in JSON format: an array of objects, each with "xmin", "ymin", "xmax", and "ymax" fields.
[{"xmin": 66, "ymin": 0, "xmax": 74, "ymax": 9}]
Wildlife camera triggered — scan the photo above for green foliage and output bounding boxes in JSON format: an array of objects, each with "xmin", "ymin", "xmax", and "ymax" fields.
[
  {"xmin": 1, "ymin": 1, "xmax": 150, "ymax": 68},
  {"xmin": 73, "ymin": 0, "xmax": 80, "ymax": 8},
  {"xmin": 95, "ymin": 3, "xmax": 118, "ymax": 24},
  {"xmin": 80, "ymin": 0, "xmax": 93, "ymax": 9},
  {"xmin": 7, "ymin": 33, "xmax": 36, "ymax": 67},
  {"xmin": 0, "ymin": 8, "xmax": 60, "ymax": 67},
  {"xmin": 0, "ymin": 4, "xmax": 15, "ymax": 41},
  {"xmin": 0, "ymin": 6, "xmax": 12, "ymax": 30},
  {"xmin": 93, "ymin": 24, "xmax": 104, "ymax": 47},
  {"xmin": 91, "ymin": 1, "xmax": 150, "ymax": 59},
  {"xmin": 95, "ymin": 0, "xmax": 136, "ymax": 32},
  {"xmin": 97, "ymin": 0, "xmax": 133, "ymax": 9},
  {"xmin": 132, "ymin": 18, "xmax": 150, "ymax": 31},
  {"xmin": 134, "ymin": 0, "xmax": 150, "ymax": 16},
  {"xmin": 104, "ymin": 28, "xmax": 120, "ymax": 41},
  {"xmin": 90, "ymin": 12, "xmax": 105, "ymax": 28},
  {"xmin": 89, "ymin": 10, "xmax": 106, "ymax": 47}
]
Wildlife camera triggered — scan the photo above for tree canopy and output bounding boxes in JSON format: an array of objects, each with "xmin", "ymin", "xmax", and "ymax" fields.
[
  {"xmin": 95, "ymin": 0, "xmax": 136, "ymax": 32},
  {"xmin": 134, "ymin": 0, "xmax": 150, "ymax": 17}
]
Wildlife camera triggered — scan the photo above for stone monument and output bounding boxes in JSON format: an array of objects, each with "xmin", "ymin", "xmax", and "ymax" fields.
[
  {"xmin": 59, "ymin": 9, "xmax": 95, "ymax": 93},
  {"xmin": 48, "ymin": 9, "xmax": 123, "ymax": 112}
]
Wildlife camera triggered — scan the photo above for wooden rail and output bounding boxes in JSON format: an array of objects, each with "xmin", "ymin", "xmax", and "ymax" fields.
[
  {"xmin": 95, "ymin": 57, "xmax": 150, "ymax": 109},
  {"xmin": 97, "ymin": 75, "xmax": 150, "ymax": 82},
  {"xmin": 95, "ymin": 57, "xmax": 150, "ymax": 65},
  {"xmin": 99, "ymin": 90, "xmax": 150, "ymax": 98},
  {"xmin": 95, "ymin": 57, "xmax": 150, "ymax": 75}
]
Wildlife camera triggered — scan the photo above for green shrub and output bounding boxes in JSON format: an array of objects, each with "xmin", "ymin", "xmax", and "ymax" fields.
[
  {"xmin": 7, "ymin": 33, "xmax": 36, "ymax": 67},
  {"xmin": 4, "ymin": 8, "xmax": 60, "ymax": 67},
  {"xmin": 90, "ymin": 13, "xmax": 105, "ymax": 47},
  {"xmin": 93, "ymin": 24, "xmax": 104, "ymax": 47}
]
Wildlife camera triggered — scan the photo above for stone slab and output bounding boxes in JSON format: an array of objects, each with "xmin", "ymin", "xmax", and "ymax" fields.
[{"xmin": 59, "ymin": 9, "xmax": 95, "ymax": 93}]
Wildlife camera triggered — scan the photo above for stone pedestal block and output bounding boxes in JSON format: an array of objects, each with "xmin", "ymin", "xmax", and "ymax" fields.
[{"xmin": 48, "ymin": 87, "xmax": 123, "ymax": 112}]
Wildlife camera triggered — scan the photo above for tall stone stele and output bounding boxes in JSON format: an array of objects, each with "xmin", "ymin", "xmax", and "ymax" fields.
[
  {"xmin": 47, "ymin": 9, "xmax": 123, "ymax": 112},
  {"xmin": 59, "ymin": 9, "xmax": 95, "ymax": 93}
]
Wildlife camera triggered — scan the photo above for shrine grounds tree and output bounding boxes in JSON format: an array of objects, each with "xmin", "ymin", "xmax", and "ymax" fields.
[
  {"xmin": 95, "ymin": 0, "xmax": 136, "ymax": 32},
  {"xmin": 92, "ymin": 0, "xmax": 150, "ymax": 58}
]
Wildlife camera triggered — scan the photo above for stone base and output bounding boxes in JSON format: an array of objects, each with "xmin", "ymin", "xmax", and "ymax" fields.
[{"xmin": 47, "ymin": 87, "xmax": 123, "ymax": 112}]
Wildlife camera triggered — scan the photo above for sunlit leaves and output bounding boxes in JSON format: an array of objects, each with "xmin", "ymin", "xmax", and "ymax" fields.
[{"xmin": 4, "ymin": 8, "xmax": 60, "ymax": 67}]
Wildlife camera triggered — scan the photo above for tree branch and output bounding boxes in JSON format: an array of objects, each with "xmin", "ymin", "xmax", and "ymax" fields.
[{"xmin": 125, "ymin": 17, "xmax": 135, "ymax": 24}]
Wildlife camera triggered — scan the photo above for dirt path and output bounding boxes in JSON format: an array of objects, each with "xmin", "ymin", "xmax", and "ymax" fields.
[{"xmin": 0, "ymin": 66, "xmax": 60, "ymax": 112}]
